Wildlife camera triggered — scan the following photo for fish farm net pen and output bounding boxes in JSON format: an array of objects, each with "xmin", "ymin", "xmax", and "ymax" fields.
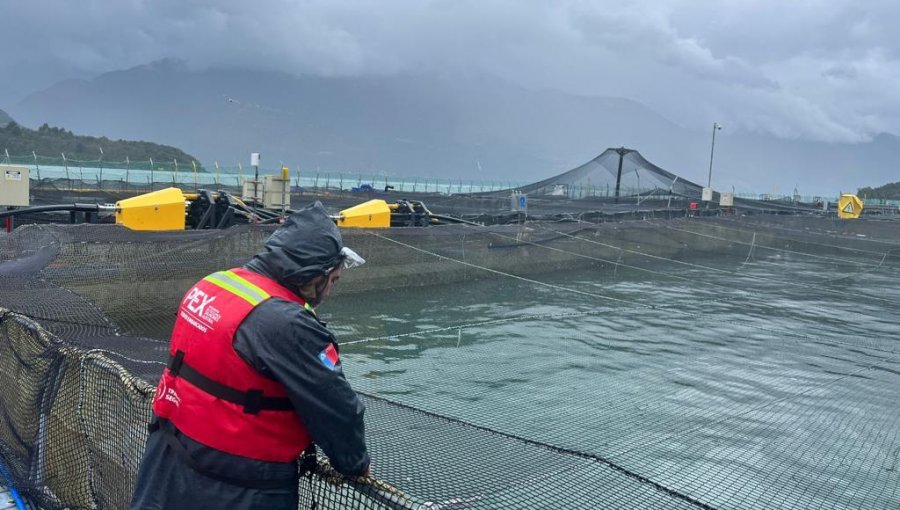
[{"xmin": 0, "ymin": 213, "xmax": 898, "ymax": 509}]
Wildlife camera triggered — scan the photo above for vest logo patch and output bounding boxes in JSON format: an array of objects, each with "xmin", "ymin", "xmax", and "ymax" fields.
[
  {"xmin": 154, "ymin": 378, "xmax": 181, "ymax": 407},
  {"xmin": 181, "ymin": 287, "xmax": 221, "ymax": 331},
  {"xmin": 318, "ymin": 344, "xmax": 340, "ymax": 371},
  {"xmin": 164, "ymin": 387, "xmax": 181, "ymax": 407}
]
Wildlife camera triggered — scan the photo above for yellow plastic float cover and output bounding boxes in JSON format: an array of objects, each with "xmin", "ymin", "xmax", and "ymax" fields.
[
  {"xmin": 115, "ymin": 187, "xmax": 186, "ymax": 231},
  {"xmin": 337, "ymin": 199, "xmax": 391, "ymax": 229},
  {"xmin": 837, "ymin": 194, "xmax": 864, "ymax": 219}
]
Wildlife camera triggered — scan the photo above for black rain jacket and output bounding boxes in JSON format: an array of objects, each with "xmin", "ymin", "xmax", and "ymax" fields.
[{"xmin": 130, "ymin": 202, "xmax": 369, "ymax": 510}]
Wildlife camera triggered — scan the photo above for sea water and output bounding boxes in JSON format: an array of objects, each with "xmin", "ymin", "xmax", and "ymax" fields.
[{"xmin": 324, "ymin": 253, "xmax": 900, "ymax": 509}]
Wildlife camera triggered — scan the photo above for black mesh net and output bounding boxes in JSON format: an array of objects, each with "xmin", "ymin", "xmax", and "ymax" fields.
[
  {"xmin": 508, "ymin": 148, "xmax": 702, "ymax": 198},
  {"xmin": 1, "ymin": 211, "xmax": 899, "ymax": 509}
]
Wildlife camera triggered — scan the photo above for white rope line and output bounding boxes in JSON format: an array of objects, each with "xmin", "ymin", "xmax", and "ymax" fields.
[
  {"xmin": 707, "ymin": 217, "xmax": 900, "ymax": 248},
  {"xmin": 487, "ymin": 219, "xmax": 897, "ymax": 321},
  {"xmin": 361, "ymin": 232, "xmax": 897, "ymax": 354},
  {"xmin": 647, "ymin": 218, "xmax": 900, "ymax": 290},
  {"xmin": 814, "ymin": 248, "xmax": 900, "ymax": 285},
  {"xmin": 342, "ymin": 309, "xmax": 614, "ymax": 346},
  {"xmin": 655, "ymin": 221, "xmax": 887, "ymax": 266},
  {"xmin": 86, "ymin": 348, "xmax": 167, "ymax": 366},
  {"xmin": 528, "ymin": 222, "xmax": 898, "ymax": 308},
  {"xmin": 739, "ymin": 232, "xmax": 756, "ymax": 268},
  {"xmin": 370, "ymin": 232, "xmax": 636, "ymax": 305},
  {"xmin": 344, "ymin": 304, "xmax": 899, "ymax": 356}
]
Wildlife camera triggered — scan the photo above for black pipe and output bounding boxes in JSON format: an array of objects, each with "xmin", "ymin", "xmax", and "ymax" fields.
[
  {"xmin": 429, "ymin": 214, "xmax": 484, "ymax": 227},
  {"xmin": 0, "ymin": 204, "xmax": 113, "ymax": 218}
]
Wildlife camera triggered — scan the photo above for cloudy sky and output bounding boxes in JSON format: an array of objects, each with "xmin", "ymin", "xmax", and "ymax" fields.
[{"xmin": 2, "ymin": 0, "xmax": 899, "ymax": 145}]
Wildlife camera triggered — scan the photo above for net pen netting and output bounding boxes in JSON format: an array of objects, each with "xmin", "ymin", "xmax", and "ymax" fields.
[{"xmin": 0, "ymin": 214, "xmax": 898, "ymax": 509}]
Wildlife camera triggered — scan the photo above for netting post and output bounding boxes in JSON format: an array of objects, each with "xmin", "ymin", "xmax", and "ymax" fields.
[
  {"xmin": 32, "ymin": 150, "xmax": 41, "ymax": 190},
  {"xmin": 98, "ymin": 147, "xmax": 103, "ymax": 191},
  {"xmin": 62, "ymin": 152, "xmax": 71, "ymax": 190}
]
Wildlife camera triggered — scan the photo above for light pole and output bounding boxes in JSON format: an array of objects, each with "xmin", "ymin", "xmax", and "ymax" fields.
[{"xmin": 707, "ymin": 122, "xmax": 723, "ymax": 188}]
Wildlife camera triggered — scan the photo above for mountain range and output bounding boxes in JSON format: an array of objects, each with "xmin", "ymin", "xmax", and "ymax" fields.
[{"xmin": 8, "ymin": 60, "xmax": 899, "ymax": 196}]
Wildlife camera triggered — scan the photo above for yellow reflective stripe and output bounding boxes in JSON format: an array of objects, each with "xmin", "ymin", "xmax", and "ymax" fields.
[
  {"xmin": 203, "ymin": 271, "xmax": 270, "ymax": 306},
  {"xmin": 223, "ymin": 270, "xmax": 271, "ymax": 300}
]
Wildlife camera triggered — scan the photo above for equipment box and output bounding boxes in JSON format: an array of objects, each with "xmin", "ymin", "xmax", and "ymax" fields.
[
  {"xmin": 263, "ymin": 174, "xmax": 290, "ymax": 209},
  {"xmin": 0, "ymin": 165, "xmax": 30, "ymax": 206}
]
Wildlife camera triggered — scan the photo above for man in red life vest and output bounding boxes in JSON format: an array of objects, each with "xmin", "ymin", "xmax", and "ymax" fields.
[{"xmin": 131, "ymin": 202, "xmax": 370, "ymax": 510}]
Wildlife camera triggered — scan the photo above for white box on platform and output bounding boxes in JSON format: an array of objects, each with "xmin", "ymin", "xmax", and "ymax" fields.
[
  {"xmin": 263, "ymin": 174, "xmax": 290, "ymax": 209},
  {"xmin": 0, "ymin": 165, "xmax": 29, "ymax": 206},
  {"xmin": 242, "ymin": 180, "xmax": 263, "ymax": 203}
]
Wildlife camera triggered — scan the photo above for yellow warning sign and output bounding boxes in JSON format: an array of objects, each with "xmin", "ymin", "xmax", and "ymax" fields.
[{"xmin": 837, "ymin": 194, "xmax": 863, "ymax": 219}]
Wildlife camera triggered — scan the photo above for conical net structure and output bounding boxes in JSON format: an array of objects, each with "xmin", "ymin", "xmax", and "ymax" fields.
[{"xmin": 514, "ymin": 148, "xmax": 702, "ymax": 198}]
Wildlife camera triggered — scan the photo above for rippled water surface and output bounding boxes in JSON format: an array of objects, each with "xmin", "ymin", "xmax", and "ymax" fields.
[{"xmin": 322, "ymin": 248, "xmax": 900, "ymax": 509}]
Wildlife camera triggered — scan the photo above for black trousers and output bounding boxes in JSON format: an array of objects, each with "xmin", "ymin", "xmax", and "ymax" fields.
[{"xmin": 129, "ymin": 420, "xmax": 299, "ymax": 510}]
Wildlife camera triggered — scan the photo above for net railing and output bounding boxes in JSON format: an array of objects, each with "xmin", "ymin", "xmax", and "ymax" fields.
[
  {"xmin": 0, "ymin": 214, "xmax": 898, "ymax": 509},
  {"xmin": 6, "ymin": 151, "xmax": 877, "ymax": 204},
  {"xmin": 3, "ymin": 153, "xmax": 521, "ymax": 196}
]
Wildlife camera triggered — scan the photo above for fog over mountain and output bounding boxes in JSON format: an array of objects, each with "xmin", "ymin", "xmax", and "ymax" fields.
[
  {"xmin": 4, "ymin": 1, "xmax": 900, "ymax": 195},
  {"xmin": 9, "ymin": 60, "xmax": 899, "ymax": 196}
]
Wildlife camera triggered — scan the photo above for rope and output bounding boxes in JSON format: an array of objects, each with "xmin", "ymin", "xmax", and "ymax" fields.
[
  {"xmin": 655, "ymin": 221, "xmax": 889, "ymax": 266},
  {"xmin": 703, "ymin": 216, "xmax": 900, "ymax": 248},
  {"xmin": 362, "ymin": 392, "xmax": 721, "ymax": 510},
  {"xmin": 362, "ymin": 232, "xmax": 898, "ymax": 355},
  {"xmin": 342, "ymin": 310, "xmax": 615, "ymax": 346},
  {"xmin": 526, "ymin": 221, "xmax": 899, "ymax": 310},
  {"xmin": 369, "ymin": 232, "xmax": 636, "ymax": 305}
]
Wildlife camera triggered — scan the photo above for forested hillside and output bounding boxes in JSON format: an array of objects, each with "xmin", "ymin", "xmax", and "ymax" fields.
[
  {"xmin": 858, "ymin": 182, "xmax": 900, "ymax": 200},
  {"xmin": 0, "ymin": 120, "xmax": 202, "ymax": 168}
]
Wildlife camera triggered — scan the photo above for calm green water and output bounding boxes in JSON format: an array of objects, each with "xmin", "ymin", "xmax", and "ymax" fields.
[{"xmin": 322, "ymin": 252, "xmax": 900, "ymax": 509}]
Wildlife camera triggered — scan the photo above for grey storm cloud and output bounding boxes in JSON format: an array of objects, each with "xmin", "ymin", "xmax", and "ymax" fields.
[{"xmin": 2, "ymin": 0, "xmax": 899, "ymax": 143}]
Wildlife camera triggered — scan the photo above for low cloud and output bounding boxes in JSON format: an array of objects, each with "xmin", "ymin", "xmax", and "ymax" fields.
[{"xmin": 2, "ymin": 0, "xmax": 899, "ymax": 142}]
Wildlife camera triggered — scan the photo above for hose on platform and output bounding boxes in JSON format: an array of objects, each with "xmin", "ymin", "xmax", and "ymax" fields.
[
  {"xmin": 0, "ymin": 458, "xmax": 28, "ymax": 510},
  {"xmin": 0, "ymin": 203, "xmax": 114, "ymax": 218}
]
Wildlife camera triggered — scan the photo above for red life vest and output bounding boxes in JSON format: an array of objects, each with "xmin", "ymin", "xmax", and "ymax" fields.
[{"xmin": 152, "ymin": 267, "xmax": 314, "ymax": 462}]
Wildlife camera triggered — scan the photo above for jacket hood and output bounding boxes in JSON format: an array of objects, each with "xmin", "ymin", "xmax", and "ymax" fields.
[{"xmin": 245, "ymin": 202, "xmax": 344, "ymax": 290}]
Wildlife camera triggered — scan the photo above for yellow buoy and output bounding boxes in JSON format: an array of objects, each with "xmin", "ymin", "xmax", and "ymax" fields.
[
  {"xmin": 837, "ymin": 194, "xmax": 863, "ymax": 219},
  {"xmin": 336, "ymin": 199, "xmax": 391, "ymax": 228},
  {"xmin": 115, "ymin": 187, "xmax": 187, "ymax": 231}
]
